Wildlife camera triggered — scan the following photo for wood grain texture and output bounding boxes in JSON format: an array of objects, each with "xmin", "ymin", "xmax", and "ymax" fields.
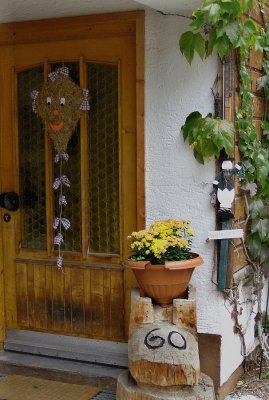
[
  {"xmin": 15, "ymin": 263, "xmax": 125, "ymax": 340},
  {"xmin": 1, "ymin": 11, "xmax": 145, "ymax": 342}
]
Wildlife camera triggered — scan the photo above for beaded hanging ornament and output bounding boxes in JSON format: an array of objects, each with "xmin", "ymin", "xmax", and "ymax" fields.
[{"xmin": 31, "ymin": 67, "xmax": 90, "ymax": 269}]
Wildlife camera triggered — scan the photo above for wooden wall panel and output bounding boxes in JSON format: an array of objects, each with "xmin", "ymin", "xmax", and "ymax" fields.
[
  {"xmin": 27, "ymin": 264, "xmax": 35, "ymax": 327},
  {"xmin": 71, "ymin": 269, "xmax": 85, "ymax": 334},
  {"xmin": 90, "ymin": 269, "xmax": 105, "ymax": 337},
  {"xmin": 64, "ymin": 269, "xmax": 72, "ymax": 332},
  {"xmin": 84, "ymin": 269, "xmax": 92, "ymax": 335},
  {"xmin": 15, "ymin": 263, "xmax": 28, "ymax": 327},
  {"xmin": 15, "ymin": 263, "xmax": 125, "ymax": 340},
  {"xmin": 45, "ymin": 265, "xmax": 53, "ymax": 330},
  {"xmin": 33, "ymin": 266, "xmax": 46, "ymax": 330},
  {"xmin": 52, "ymin": 267, "xmax": 65, "ymax": 331}
]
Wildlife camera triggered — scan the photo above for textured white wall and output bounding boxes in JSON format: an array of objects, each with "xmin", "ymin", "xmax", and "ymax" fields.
[{"xmin": 144, "ymin": 9, "xmax": 257, "ymax": 385}]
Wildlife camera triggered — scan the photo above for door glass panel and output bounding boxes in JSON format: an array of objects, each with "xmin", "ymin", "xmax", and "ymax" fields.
[
  {"xmin": 18, "ymin": 67, "xmax": 47, "ymax": 249},
  {"xmin": 87, "ymin": 63, "xmax": 120, "ymax": 254},
  {"xmin": 51, "ymin": 62, "xmax": 82, "ymax": 252}
]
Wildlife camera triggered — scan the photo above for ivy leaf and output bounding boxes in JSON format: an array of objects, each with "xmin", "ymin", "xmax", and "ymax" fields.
[
  {"xmin": 181, "ymin": 111, "xmax": 202, "ymax": 141},
  {"xmin": 181, "ymin": 114, "xmax": 234, "ymax": 164},
  {"xmin": 245, "ymin": 232, "xmax": 262, "ymax": 258},
  {"xmin": 248, "ymin": 199, "xmax": 266, "ymax": 218},
  {"xmin": 194, "ymin": 33, "xmax": 207, "ymax": 59},
  {"xmin": 214, "ymin": 34, "xmax": 231, "ymax": 58},
  {"xmin": 240, "ymin": 182, "xmax": 257, "ymax": 196},
  {"xmin": 179, "ymin": 31, "xmax": 206, "ymax": 64},
  {"xmin": 225, "ymin": 21, "xmax": 240, "ymax": 46},
  {"xmin": 238, "ymin": 0, "xmax": 253, "ymax": 12},
  {"xmin": 251, "ymin": 218, "xmax": 269, "ymax": 241},
  {"xmin": 190, "ymin": 9, "xmax": 205, "ymax": 30},
  {"xmin": 209, "ymin": 118, "xmax": 234, "ymax": 155},
  {"xmin": 203, "ymin": 3, "xmax": 221, "ymax": 24},
  {"xmin": 221, "ymin": 1, "xmax": 241, "ymax": 15},
  {"xmin": 259, "ymin": 245, "xmax": 269, "ymax": 263},
  {"xmin": 208, "ymin": 28, "xmax": 217, "ymax": 54},
  {"xmin": 257, "ymin": 75, "xmax": 269, "ymax": 90},
  {"xmin": 242, "ymin": 18, "xmax": 259, "ymax": 46},
  {"xmin": 193, "ymin": 147, "xmax": 205, "ymax": 164}
]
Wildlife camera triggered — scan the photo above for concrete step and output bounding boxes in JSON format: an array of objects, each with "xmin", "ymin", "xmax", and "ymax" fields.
[
  {"xmin": 0, "ymin": 350, "xmax": 126, "ymax": 392},
  {"xmin": 5, "ymin": 329, "xmax": 128, "ymax": 367}
]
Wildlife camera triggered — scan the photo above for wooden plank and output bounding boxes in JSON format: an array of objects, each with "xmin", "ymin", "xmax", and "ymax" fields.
[
  {"xmin": 52, "ymin": 268, "xmax": 65, "ymax": 331},
  {"xmin": 64, "ymin": 267, "xmax": 72, "ymax": 333},
  {"xmin": 250, "ymin": 0, "xmax": 264, "ymax": 24},
  {"xmin": 248, "ymin": 50, "xmax": 264, "ymax": 71},
  {"xmin": 135, "ymin": 13, "xmax": 145, "ymax": 231},
  {"xmin": 109, "ymin": 270, "xmax": 125, "ymax": 340},
  {"xmin": 234, "ymin": 196, "xmax": 246, "ymax": 221},
  {"xmin": 33, "ymin": 264, "xmax": 47, "ymax": 329},
  {"xmin": 103, "ymin": 270, "xmax": 112, "ymax": 337},
  {"xmin": 0, "ymin": 46, "xmax": 17, "ymax": 330},
  {"xmin": 15, "ymin": 263, "xmax": 29, "ymax": 328},
  {"xmin": 0, "ymin": 15, "xmax": 139, "ymax": 45},
  {"xmin": 45, "ymin": 265, "xmax": 53, "ymax": 330},
  {"xmin": 90, "ymin": 269, "xmax": 105, "ymax": 337},
  {"xmin": 71, "ymin": 268, "xmax": 85, "ymax": 334},
  {"xmin": 27, "ymin": 263, "xmax": 35, "ymax": 327},
  {"xmin": 253, "ymin": 95, "xmax": 265, "ymax": 119},
  {"xmin": 84, "ymin": 269, "xmax": 92, "ymax": 335}
]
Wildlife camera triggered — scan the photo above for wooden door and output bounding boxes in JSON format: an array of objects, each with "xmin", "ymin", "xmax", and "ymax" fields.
[{"xmin": 0, "ymin": 13, "xmax": 144, "ymax": 345}]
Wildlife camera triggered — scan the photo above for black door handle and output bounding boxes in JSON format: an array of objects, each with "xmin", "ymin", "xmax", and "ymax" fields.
[{"xmin": 0, "ymin": 192, "xmax": 20, "ymax": 211}]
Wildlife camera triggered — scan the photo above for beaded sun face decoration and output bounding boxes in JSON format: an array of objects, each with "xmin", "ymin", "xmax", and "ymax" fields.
[{"xmin": 31, "ymin": 66, "xmax": 90, "ymax": 269}]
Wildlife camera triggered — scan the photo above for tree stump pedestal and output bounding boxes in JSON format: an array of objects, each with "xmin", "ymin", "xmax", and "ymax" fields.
[{"xmin": 116, "ymin": 287, "xmax": 215, "ymax": 400}]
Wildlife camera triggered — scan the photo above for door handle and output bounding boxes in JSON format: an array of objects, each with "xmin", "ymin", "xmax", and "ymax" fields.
[{"xmin": 0, "ymin": 192, "xmax": 20, "ymax": 211}]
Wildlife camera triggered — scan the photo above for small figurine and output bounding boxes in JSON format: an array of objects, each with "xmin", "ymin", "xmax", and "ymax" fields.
[{"xmin": 211, "ymin": 158, "xmax": 244, "ymax": 220}]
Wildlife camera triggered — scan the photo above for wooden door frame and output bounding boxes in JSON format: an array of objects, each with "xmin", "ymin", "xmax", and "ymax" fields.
[{"xmin": 0, "ymin": 11, "xmax": 145, "ymax": 346}]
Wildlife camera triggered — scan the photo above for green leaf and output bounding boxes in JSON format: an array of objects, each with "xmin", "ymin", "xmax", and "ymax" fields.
[
  {"xmin": 208, "ymin": 28, "xmax": 217, "ymax": 54},
  {"xmin": 251, "ymin": 218, "xmax": 269, "ymax": 241},
  {"xmin": 225, "ymin": 21, "xmax": 240, "ymax": 46},
  {"xmin": 181, "ymin": 113, "xmax": 235, "ymax": 163},
  {"xmin": 179, "ymin": 31, "xmax": 195, "ymax": 64},
  {"xmin": 190, "ymin": 9, "xmax": 205, "ymax": 30},
  {"xmin": 194, "ymin": 33, "xmax": 206, "ymax": 59},
  {"xmin": 179, "ymin": 31, "xmax": 206, "ymax": 64},
  {"xmin": 185, "ymin": 111, "xmax": 202, "ymax": 124},
  {"xmin": 203, "ymin": 3, "xmax": 222, "ymax": 24},
  {"xmin": 214, "ymin": 34, "xmax": 231, "ymax": 58},
  {"xmin": 181, "ymin": 111, "xmax": 202, "ymax": 142},
  {"xmin": 249, "ymin": 199, "xmax": 266, "ymax": 218},
  {"xmin": 242, "ymin": 18, "xmax": 259, "ymax": 46},
  {"xmin": 193, "ymin": 147, "xmax": 205, "ymax": 164},
  {"xmin": 245, "ymin": 232, "xmax": 262, "ymax": 257},
  {"xmin": 221, "ymin": 1, "xmax": 241, "ymax": 15},
  {"xmin": 259, "ymin": 245, "xmax": 269, "ymax": 263},
  {"xmin": 238, "ymin": 0, "xmax": 253, "ymax": 12}
]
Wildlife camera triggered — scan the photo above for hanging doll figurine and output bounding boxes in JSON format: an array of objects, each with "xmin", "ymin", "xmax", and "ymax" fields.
[
  {"xmin": 210, "ymin": 157, "xmax": 244, "ymax": 220},
  {"xmin": 31, "ymin": 66, "xmax": 90, "ymax": 269}
]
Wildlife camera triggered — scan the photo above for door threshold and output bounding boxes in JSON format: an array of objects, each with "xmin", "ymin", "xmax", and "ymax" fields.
[{"xmin": 4, "ymin": 329, "xmax": 128, "ymax": 368}]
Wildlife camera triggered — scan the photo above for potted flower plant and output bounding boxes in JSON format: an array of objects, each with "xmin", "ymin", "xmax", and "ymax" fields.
[{"xmin": 125, "ymin": 219, "xmax": 203, "ymax": 307}]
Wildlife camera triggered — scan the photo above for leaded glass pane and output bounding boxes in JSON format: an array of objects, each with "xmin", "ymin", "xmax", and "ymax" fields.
[
  {"xmin": 51, "ymin": 62, "xmax": 82, "ymax": 252},
  {"xmin": 87, "ymin": 63, "xmax": 120, "ymax": 254},
  {"xmin": 18, "ymin": 68, "xmax": 47, "ymax": 249}
]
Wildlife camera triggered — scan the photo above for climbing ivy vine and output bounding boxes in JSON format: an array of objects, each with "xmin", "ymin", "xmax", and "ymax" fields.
[
  {"xmin": 179, "ymin": 0, "xmax": 269, "ymax": 361},
  {"xmin": 180, "ymin": 0, "xmax": 269, "ymax": 275}
]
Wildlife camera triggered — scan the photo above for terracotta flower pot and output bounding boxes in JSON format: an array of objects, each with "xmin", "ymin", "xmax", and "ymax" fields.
[{"xmin": 124, "ymin": 253, "xmax": 203, "ymax": 307}]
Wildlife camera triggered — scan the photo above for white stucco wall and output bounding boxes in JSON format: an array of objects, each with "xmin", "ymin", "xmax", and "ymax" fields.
[{"xmin": 144, "ymin": 9, "xmax": 257, "ymax": 385}]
